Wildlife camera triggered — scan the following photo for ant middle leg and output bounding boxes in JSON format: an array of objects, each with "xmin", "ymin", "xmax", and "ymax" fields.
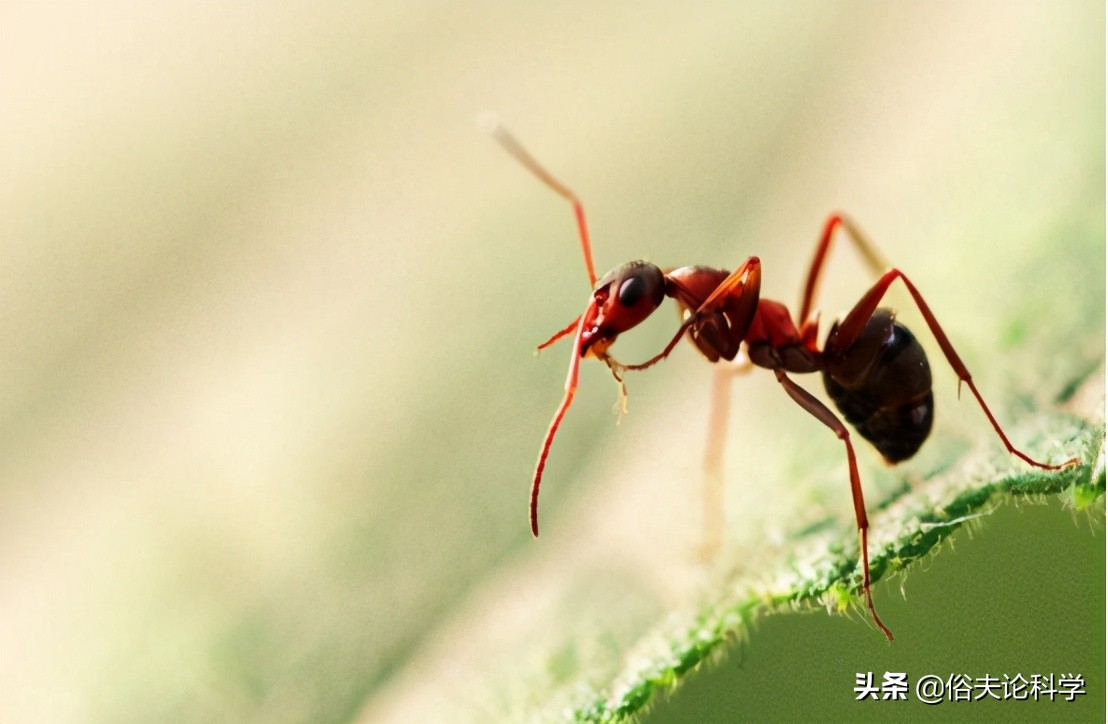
[
  {"xmin": 797, "ymin": 213, "xmax": 893, "ymax": 327},
  {"xmin": 697, "ymin": 356, "xmax": 755, "ymax": 560},
  {"xmin": 772, "ymin": 368, "xmax": 894, "ymax": 640}
]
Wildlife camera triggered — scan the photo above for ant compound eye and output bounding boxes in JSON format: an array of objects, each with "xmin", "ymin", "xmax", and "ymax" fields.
[
  {"xmin": 618, "ymin": 275, "xmax": 645, "ymax": 308},
  {"xmin": 593, "ymin": 261, "xmax": 665, "ymax": 320},
  {"xmin": 616, "ymin": 262, "xmax": 666, "ymax": 309}
]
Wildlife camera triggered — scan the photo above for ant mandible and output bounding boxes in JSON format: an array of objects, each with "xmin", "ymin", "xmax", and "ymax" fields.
[{"xmin": 487, "ymin": 119, "xmax": 1078, "ymax": 641}]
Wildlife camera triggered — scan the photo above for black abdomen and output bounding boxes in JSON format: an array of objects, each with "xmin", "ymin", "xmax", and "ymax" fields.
[{"xmin": 822, "ymin": 309, "xmax": 933, "ymax": 463}]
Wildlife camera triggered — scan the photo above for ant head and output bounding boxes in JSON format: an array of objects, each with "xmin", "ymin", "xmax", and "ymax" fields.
[{"xmin": 579, "ymin": 261, "xmax": 666, "ymax": 359}]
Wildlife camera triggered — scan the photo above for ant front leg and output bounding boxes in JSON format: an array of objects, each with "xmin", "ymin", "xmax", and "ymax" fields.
[
  {"xmin": 536, "ymin": 314, "xmax": 583, "ymax": 351},
  {"xmin": 618, "ymin": 257, "xmax": 763, "ymax": 374},
  {"xmin": 772, "ymin": 368, "xmax": 894, "ymax": 640},
  {"xmin": 834, "ymin": 269, "xmax": 1079, "ymax": 470}
]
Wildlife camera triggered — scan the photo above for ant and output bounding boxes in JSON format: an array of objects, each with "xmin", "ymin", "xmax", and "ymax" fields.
[{"xmin": 486, "ymin": 119, "xmax": 1078, "ymax": 640}]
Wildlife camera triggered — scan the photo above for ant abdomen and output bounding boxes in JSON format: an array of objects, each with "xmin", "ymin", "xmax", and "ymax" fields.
[{"xmin": 822, "ymin": 309, "xmax": 933, "ymax": 463}]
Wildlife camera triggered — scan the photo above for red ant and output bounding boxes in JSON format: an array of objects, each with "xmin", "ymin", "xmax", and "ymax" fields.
[{"xmin": 487, "ymin": 120, "xmax": 1078, "ymax": 640}]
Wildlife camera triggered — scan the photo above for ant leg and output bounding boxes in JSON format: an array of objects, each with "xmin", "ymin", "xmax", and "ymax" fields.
[
  {"xmin": 773, "ymin": 368, "xmax": 894, "ymax": 640},
  {"xmin": 485, "ymin": 119, "xmax": 598, "ymax": 286},
  {"xmin": 698, "ymin": 357, "xmax": 754, "ymax": 560},
  {"xmin": 834, "ymin": 269, "xmax": 1079, "ymax": 470},
  {"xmin": 620, "ymin": 258, "xmax": 762, "ymax": 373},
  {"xmin": 536, "ymin": 314, "xmax": 582, "ymax": 351},
  {"xmin": 614, "ymin": 316, "xmax": 698, "ymax": 374},
  {"xmin": 798, "ymin": 213, "xmax": 892, "ymax": 327}
]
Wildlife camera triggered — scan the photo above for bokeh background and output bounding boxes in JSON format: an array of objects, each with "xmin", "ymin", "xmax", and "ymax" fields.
[{"xmin": 2, "ymin": 2, "xmax": 1103, "ymax": 721}]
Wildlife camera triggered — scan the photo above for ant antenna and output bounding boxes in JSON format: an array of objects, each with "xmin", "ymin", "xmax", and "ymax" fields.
[{"xmin": 480, "ymin": 113, "xmax": 598, "ymax": 287}]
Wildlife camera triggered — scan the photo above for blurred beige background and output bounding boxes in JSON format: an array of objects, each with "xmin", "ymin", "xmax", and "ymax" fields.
[{"xmin": 1, "ymin": 2, "xmax": 1102, "ymax": 721}]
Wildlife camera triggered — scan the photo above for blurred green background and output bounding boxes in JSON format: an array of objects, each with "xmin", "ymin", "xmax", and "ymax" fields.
[{"xmin": 1, "ymin": 2, "xmax": 1103, "ymax": 721}]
